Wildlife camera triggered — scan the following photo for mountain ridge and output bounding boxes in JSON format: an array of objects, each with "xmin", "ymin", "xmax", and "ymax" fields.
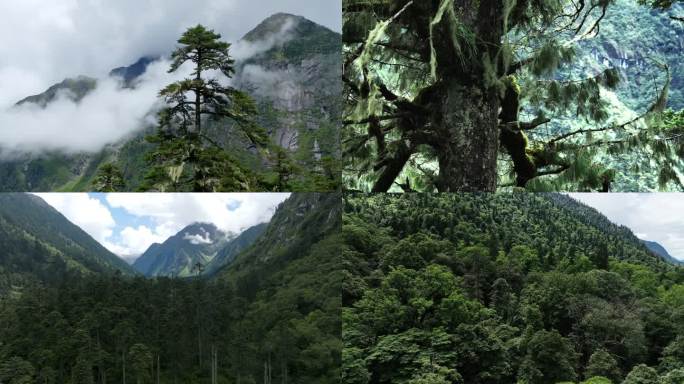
[
  {"xmin": 0, "ymin": 193, "xmax": 136, "ymax": 294},
  {"xmin": 132, "ymin": 221, "xmax": 269, "ymax": 277},
  {"xmin": 642, "ymin": 239, "xmax": 684, "ymax": 265}
]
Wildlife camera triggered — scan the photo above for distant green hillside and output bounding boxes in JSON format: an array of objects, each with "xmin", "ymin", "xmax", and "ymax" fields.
[
  {"xmin": 0, "ymin": 193, "xmax": 135, "ymax": 295},
  {"xmin": 642, "ymin": 239, "xmax": 684, "ymax": 265}
]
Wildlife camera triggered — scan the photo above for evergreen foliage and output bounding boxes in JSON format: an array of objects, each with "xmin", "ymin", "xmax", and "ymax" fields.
[
  {"xmin": 343, "ymin": 193, "xmax": 684, "ymax": 383},
  {"xmin": 143, "ymin": 25, "xmax": 270, "ymax": 192},
  {"xmin": 343, "ymin": 0, "xmax": 684, "ymax": 192},
  {"xmin": 0, "ymin": 193, "xmax": 341, "ymax": 384},
  {"xmin": 92, "ymin": 163, "xmax": 125, "ymax": 192}
]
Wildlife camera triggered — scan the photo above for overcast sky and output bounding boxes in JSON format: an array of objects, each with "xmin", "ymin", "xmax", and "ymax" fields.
[
  {"xmin": 35, "ymin": 193, "xmax": 289, "ymax": 261},
  {"xmin": 0, "ymin": 0, "xmax": 340, "ymax": 108},
  {"xmin": 569, "ymin": 193, "xmax": 684, "ymax": 261}
]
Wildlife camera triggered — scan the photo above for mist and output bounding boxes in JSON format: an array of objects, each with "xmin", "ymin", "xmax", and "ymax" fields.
[
  {"xmin": 0, "ymin": 0, "xmax": 337, "ymax": 157},
  {"xmin": 0, "ymin": 59, "xmax": 189, "ymax": 157}
]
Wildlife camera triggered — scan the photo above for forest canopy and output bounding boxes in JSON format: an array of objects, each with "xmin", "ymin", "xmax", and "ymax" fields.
[{"xmin": 343, "ymin": 193, "xmax": 684, "ymax": 384}]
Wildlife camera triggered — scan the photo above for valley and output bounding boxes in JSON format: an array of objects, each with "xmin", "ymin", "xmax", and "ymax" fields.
[{"xmin": 0, "ymin": 193, "xmax": 341, "ymax": 383}]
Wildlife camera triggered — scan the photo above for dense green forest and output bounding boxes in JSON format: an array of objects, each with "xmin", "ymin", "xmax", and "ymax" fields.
[
  {"xmin": 0, "ymin": 193, "xmax": 341, "ymax": 383},
  {"xmin": 343, "ymin": 0, "xmax": 684, "ymax": 192},
  {"xmin": 343, "ymin": 193, "xmax": 684, "ymax": 383}
]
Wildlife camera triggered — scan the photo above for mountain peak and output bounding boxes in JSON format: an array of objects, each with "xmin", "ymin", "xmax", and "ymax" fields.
[
  {"xmin": 242, "ymin": 13, "xmax": 313, "ymax": 42},
  {"xmin": 237, "ymin": 13, "xmax": 340, "ymax": 62}
]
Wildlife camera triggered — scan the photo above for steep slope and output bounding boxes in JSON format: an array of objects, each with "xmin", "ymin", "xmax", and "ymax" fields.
[
  {"xmin": 642, "ymin": 239, "xmax": 684, "ymax": 265},
  {"xmin": 203, "ymin": 222, "xmax": 267, "ymax": 276},
  {"xmin": 217, "ymin": 192, "xmax": 342, "ymax": 282},
  {"xmin": 109, "ymin": 56, "xmax": 159, "ymax": 85},
  {"xmin": 0, "ymin": 13, "xmax": 341, "ymax": 192},
  {"xmin": 0, "ymin": 192, "xmax": 342, "ymax": 384},
  {"xmin": 215, "ymin": 192, "xmax": 342, "ymax": 382},
  {"xmin": 234, "ymin": 13, "xmax": 341, "ymax": 180},
  {"xmin": 0, "ymin": 193, "xmax": 135, "ymax": 294},
  {"xmin": 133, "ymin": 222, "xmax": 233, "ymax": 277}
]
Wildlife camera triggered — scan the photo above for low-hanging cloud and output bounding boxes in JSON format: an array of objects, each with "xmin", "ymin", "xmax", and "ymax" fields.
[
  {"xmin": 231, "ymin": 17, "xmax": 297, "ymax": 61},
  {"xmin": 184, "ymin": 231, "xmax": 214, "ymax": 245},
  {"xmin": 0, "ymin": 0, "xmax": 339, "ymax": 157},
  {"xmin": 0, "ymin": 59, "xmax": 191, "ymax": 157}
]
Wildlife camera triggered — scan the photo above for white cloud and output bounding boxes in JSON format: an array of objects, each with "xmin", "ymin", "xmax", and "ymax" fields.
[
  {"xmin": 0, "ymin": 59, "xmax": 191, "ymax": 156},
  {"xmin": 104, "ymin": 193, "xmax": 289, "ymax": 256},
  {"xmin": 0, "ymin": 0, "xmax": 340, "ymax": 156},
  {"xmin": 33, "ymin": 193, "xmax": 115, "ymax": 245},
  {"xmin": 231, "ymin": 17, "xmax": 297, "ymax": 60},
  {"xmin": 184, "ymin": 231, "xmax": 214, "ymax": 245},
  {"xmin": 33, "ymin": 193, "xmax": 289, "ymax": 259},
  {"xmin": 569, "ymin": 193, "xmax": 684, "ymax": 260},
  {"xmin": 105, "ymin": 193, "xmax": 289, "ymax": 235},
  {"xmin": 0, "ymin": 0, "xmax": 339, "ymax": 108}
]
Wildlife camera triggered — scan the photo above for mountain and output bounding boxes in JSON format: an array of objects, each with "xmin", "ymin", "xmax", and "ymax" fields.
[
  {"xmin": 214, "ymin": 192, "xmax": 342, "ymax": 382},
  {"xmin": 0, "ymin": 192, "xmax": 342, "ymax": 383},
  {"xmin": 15, "ymin": 76, "xmax": 97, "ymax": 107},
  {"xmin": 642, "ymin": 239, "xmax": 684, "ymax": 265},
  {"xmin": 109, "ymin": 56, "xmax": 158, "ymax": 85},
  {"xmin": 0, "ymin": 13, "xmax": 341, "ymax": 192},
  {"xmin": 133, "ymin": 222, "xmax": 233, "ymax": 277},
  {"xmin": 0, "ymin": 193, "xmax": 135, "ymax": 294},
  {"xmin": 203, "ymin": 222, "xmax": 267, "ymax": 276},
  {"xmin": 216, "ymin": 192, "xmax": 342, "ymax": 289},
  {"xmin": 234, "ymin": 13, "xmax": 341, "ymax": 155},
  {"xmin": 133, "ymin": 221, "xmax": 270, "ymax": 277}
]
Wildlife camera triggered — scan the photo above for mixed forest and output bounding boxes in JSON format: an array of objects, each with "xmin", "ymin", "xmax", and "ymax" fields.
[
  {"xmin": 343, "ymin": 0, "xmax": 684, "ymax": 192},
  {"xmin": 343, "ymin": 193, "xmax": 684, "ymax": 384},
  {"xmin": 0, "ymin": 193, "xmax": 341, "ymax": 384}
]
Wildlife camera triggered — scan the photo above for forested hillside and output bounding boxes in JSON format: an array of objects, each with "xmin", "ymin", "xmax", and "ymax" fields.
[
  {"xmin": 0, "ymin": 193, "xmax": 341, "ymax": 383},
  {"xmin": 0, "ymin": 194, "xmax": 135, "ymax": 295},
  {"xmin": 343, "ymin": 193, "xmax": 684, "ymax": 384}
]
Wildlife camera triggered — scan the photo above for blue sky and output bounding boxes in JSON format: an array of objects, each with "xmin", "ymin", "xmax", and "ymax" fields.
[
  {"xmin": 35, "ymin": 193, "xmax": 289, "ymax": 261},
  {"xmin": 569, "ymin": 193, "xmax": 684, "ymax": 261}
]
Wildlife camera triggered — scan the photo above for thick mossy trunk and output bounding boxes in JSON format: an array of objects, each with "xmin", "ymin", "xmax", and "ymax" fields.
[{"xmin": 434, "ymin": 82, "xmax": 500, "ymax": 192}]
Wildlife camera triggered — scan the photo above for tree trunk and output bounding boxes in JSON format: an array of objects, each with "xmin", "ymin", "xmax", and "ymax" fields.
[
  {"xmin": 195, "ymin": 51, "xmax": 202, "ymax": 135},
  {"xmin": 122, "ymin": 351, "xmax": 126, "ymax": 384},
  {"xmin": 434, "ymin": 82, "xmax": 499, "ymax": 192}
]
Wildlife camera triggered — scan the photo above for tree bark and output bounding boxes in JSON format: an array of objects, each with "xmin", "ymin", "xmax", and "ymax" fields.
[
  {"xmin": 434, "ymin": 82, "xmax": 500, "ymax": 191},
  {"xmin": 195, "ymin": 50, "xmax": 202, "ymax": 135}
]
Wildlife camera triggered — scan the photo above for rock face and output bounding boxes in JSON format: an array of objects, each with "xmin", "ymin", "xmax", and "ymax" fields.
[{"xmin": 234, "ymin": 13, "xmax": 342, "ymax": 152}]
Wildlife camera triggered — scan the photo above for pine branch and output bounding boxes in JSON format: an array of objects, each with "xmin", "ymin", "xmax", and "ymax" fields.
[
  {"xmin": 547, "ymin": 114, "xmax": 643, "ymax": 145},
  {"xmin": 500, "ymin": 118, "xmax": 551, "ymax": 132}
]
